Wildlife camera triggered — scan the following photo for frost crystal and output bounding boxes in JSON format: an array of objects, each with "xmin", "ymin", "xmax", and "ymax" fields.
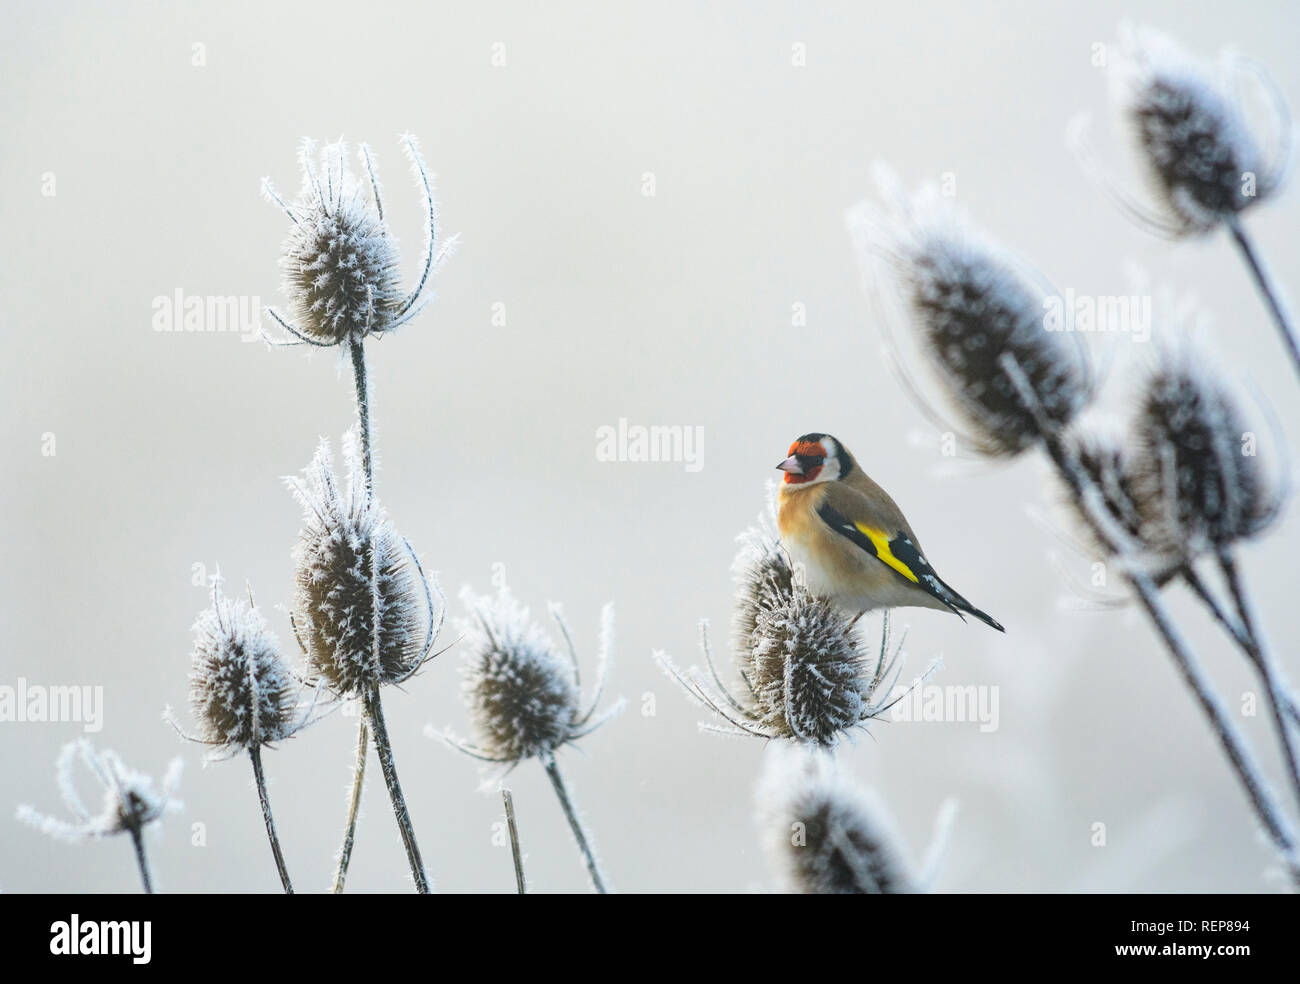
[
  {"xmin": 848, "ymin": 169, "xmax": 1092, "ymax": 457},
  {"xmin": 288, "ymin": 432, "xmax": 438, "ymax": 696},
  {"xmin": 756, "ymin": 744, "xmax": 917, "ymax": 894},
  {"xmin": 442, "ymin": 586, "xmax": 621, "ymax": 765},
  {"xmin": 17, "ymin": 741, "xmax": 182, "ymax": 842}
]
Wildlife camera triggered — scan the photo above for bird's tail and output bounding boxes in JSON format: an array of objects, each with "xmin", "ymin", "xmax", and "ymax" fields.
[{"xmin": 941, "ymin": 582, "xmax": 1005, "ymax": 633}]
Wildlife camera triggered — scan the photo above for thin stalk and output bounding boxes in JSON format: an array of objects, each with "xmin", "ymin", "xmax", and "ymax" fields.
[
  {"xmin": 999, "ymin": 353, "xmax": 1300, "ymax": 883},
  {"xmin": 503, "ymin": 788, "xmax": 526, "ymax": 894},
  {"xmin": 249, "ymin": 745, "xmax": 293, "ymax": 894},
  {"xmin": 541, "ymin": 752, "xmax": 608, "ymax": 893},
  {"xmin": 349, "ymin": 334, "xmax": 375, "ymax": 493},
  {"xmin": 332, "ymin": 719, "xmax": 369, "ymax": 893},
  {"xmin": 1183, "ymin": 565, "xmax": 1300, "ymax": 727},
  {"xmin": 1227, "ymin": 217, "xmax": 1300, "ymax": 383},
  {"xmin": 332, "ymin": 331, "xmax": 375, "ymax": 893},
  {"xmin": 128, "ymin": 825, "xmax": 154, "ymax": 894},
  {"xmin": 1219, "ymin": 550, "xmax": 1300, "ymax": 815},
  {"xmin": 364, "ymin": 685, "xmax": 430, "ymax": 893}
]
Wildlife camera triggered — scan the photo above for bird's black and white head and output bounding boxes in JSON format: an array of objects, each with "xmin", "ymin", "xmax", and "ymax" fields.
[{"xmin": 776, "ymin": 433, "xmax": 855, "ymax": 486}]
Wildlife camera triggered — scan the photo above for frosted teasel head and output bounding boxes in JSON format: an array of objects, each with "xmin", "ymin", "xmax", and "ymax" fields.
[
  {"xmin": 287, "ymin": 432, "xmax": 444, "ymax": 696},
  {"xmin": 1058, "ymin": 424, "xmax": 1185, "ymax": 588},
  {"xmin": 1130, "ymin": 338, "xmax": 1286, "ymax": 559},
  {"xmin": 261, "ymin": 134, "xmax": 457, "ymax": 347},
  {"xmin": 654, "ymin": 515, "xmax": 934, "ymax": 747},
  {"xmin": 756, "ymin": 744, "xmax": 918, "ymax": 894},
  {"xmin": 847, "ymin": 168, "xmax": 1093, "ymax": 458},
  {"xmin": 169, "ymin": 577, "xmax": 324, "ymax": 757},
  {"xmin": 17, "ymin": 740, "xmax": 182, "ymax": 842},
  {"xmin": 436, "ymin": 587, "xmax": 623, "ymax": 766},
  {"xmin": 1070, "ymin": 25, "xmax": 1292, "ymax": 238}
]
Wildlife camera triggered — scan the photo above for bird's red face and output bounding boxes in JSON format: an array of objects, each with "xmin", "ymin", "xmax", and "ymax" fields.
[{"xmin": 777, "ymin": 437, "xmax": 828, "ymax": 485}]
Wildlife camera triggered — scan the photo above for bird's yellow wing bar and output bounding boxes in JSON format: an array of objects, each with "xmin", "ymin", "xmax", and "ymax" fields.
[{"xmin": 855, "ymin": 524, "xmax": 920, "ymax": 583}]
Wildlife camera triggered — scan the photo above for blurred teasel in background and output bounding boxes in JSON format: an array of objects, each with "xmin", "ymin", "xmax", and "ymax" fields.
[
  {"xmin": 1070, "ymin": 24, "xmax": 1300, "ymax": 381},
  {"xmin": 17, "ymin": 741, "xmax": 182, "ymax": 894},
  {"xmin": 847, "ymin": 164, "xmax": 1300, "ymax": 885},
  {"xmin": 755, "ymin": 743, "xmax": 955, "ymax": 894}
]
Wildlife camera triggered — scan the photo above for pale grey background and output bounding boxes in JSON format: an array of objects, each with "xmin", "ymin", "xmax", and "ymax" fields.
[{"xmin": 1, "ymin": 0, "xmax": 1298, "ymax": 893}]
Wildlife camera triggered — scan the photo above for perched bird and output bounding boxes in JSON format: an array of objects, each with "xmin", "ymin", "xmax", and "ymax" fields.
[{"xmin": 776, "ymin": 433, "xmax": 1004, "ymax": 632}]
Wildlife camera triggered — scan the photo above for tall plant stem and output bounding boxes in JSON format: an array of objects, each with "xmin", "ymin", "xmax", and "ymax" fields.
[
  {"xmin": 249, "ymin": 745, "xmax": 293, "ymax": 894},
  {"xmin": 541, "ymin": 753, "xmax": 608, "ymax": 893},
  {"xmin": 1000, "ymin": 354, "xmax": 1300, "ymax": 884},
  {"xmin": 364, "ymin": 685, "xmax": 430, "ymax": 893},
  {"xmin": 503, "ymin": 788, "xmax": 526, "ymax": 894},
  {"xmin": 1228, "ymin": 217, "xmax": 1300, "ymax": 383},
  {"xmin": 1218, "ymin": 550, "xmax": 1300, "ymax": 816},
  {"xmin": 128, "ymin": 825, "xmax": 154, "ymax": 894},
  {"xmin": 1183, "ymin": 566, "xmax": 1300, "ymax": 728},
  {"xmin": 350, "ymin": 334, "xmax": 375, "ymax": 493},
  {"xmin": 332, "ymin": 331, "xmax": 375, "ymax": 893},
  {"xmin": 332, "ymin": 719, "xmax": 369, "ymax": 893}
]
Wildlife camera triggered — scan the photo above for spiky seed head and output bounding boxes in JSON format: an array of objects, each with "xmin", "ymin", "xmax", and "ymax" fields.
[
  {"xmin": 457, "ymin": 587, "xmax": 580, "ymax": 763},
  {"xmin": 747, "ymin": 583, "xmax": 870, "ymax": 746},
  {"xmin": 849, "ymin": 175, "xmax": 1092, "ymax": 457},
  {"xmin": 1131, "ymin": 347, "xmax": 1283, "ymax": 555},
  {"xmin": 756, "ymin": 744, "xmax": 916, "ymax": 894},
  {"xmin": 189, "ymin": 581, "xmax": 298, "ymax": 750},
  {"xmin": 1065, "ymin": 426, "xmax": 1183, "ymax": 586},
  {"xmin": 289, "ymin": 434, "xmax": 426, "ymax": 695},
  {"xmin": 1116, "ymin": 26, "xmax": 1284, "ymax": 236},
  {"xmin": 279, "ymin": 141, "xmax": 404, "ymax": 343}
]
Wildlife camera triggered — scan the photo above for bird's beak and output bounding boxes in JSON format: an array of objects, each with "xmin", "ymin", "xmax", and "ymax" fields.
[{"xmin": 776, "ymin": 455, "xmax": 803, "ymax": 474}]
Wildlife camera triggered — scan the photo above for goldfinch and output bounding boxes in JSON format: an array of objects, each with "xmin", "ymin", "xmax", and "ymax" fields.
[{"xmin": 776, "ymin": 433, "xmax": 1005, "ymax": 632}]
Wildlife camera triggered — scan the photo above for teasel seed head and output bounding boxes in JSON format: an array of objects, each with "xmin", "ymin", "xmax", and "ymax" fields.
[
  {"xmin": 276, "ymin": 140, "xmax": 402, "ymax": 343},
  {"xmin": 188, "ymin": 578, "xmax": 301, "ymax": 751},
  {"xmin": 654, "ymin": 506, "xmax": 929, "ymax": 748},
  {"xmin": 17, "ymin": 740, "xmax": 182, "ymax": 842},
  {"xmin": 1131, "ymin": 341, "xmax": 1285, "ymax": 558},
  {"xmin": 441, "ymin": 586, "xmax": 621, "ymax": 766},
  {"xmin": 1062, "ymin": 424, "xmax": 1184, "ymax": 586},
  {"xmin": 746, "ymin": 571, "xmax": 874, "ymax": 746},
  {"xmin": 848, "ymin": 169, "xmax": 1093, "ymax": 457},
  {"xmin": 1113, "ymin": 25, "xmax": 1290, "ymax": 237},
  {"xmin": 261, "ymin": 134, "xmax": 456, "ymax": 347},
  {"xmin": 756, "ymin": 743, "xmax": 917, "ymax": 894},
  {"xmin": 288, "ymin": 432, "xmax": 437, "ymax": 696}
]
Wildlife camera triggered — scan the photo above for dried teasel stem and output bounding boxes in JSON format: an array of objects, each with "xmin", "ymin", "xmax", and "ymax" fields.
[
  {"xmin": 503, "ymin": 788, "xmax": 526, "ymax": 894},
  {"xmin": 1001, "ymin": 353, "xmax": 1300, "ymax": 883},
  {"xmin": 333, "ymin": 335, "xmax": 375, "ymax": 893},
  {"xmin": 332, "ymin": 718, "xmax": 368, "ymax": 894},
  {"xmin": 541, "ymin": 752, "xmax": 607, "ymax": 894},
  {"xmin": 1217, "ymin": 549, "xmax": 1300, "ymax": 814},
  {"xmin": 128, "ymin": 824, "xmax": 154, "ymax": 894},
  {"xmin": 349, "ymin": 335, "xmax": 375, "ymax": 495},
  {"xmin": 249, "ymin": 744, "xmax": 292, "ymax": 894},
  {"xmin": 1226, "ymin": 217, "xmax": 1300, "ymax": 383},
  {"xmin": 364, "ymin": 684, "xmax": 430, "ymax": 893},
  {"xmin": 1182, "ymin": 565, "xmax": 1300, "ymax": 727}
]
